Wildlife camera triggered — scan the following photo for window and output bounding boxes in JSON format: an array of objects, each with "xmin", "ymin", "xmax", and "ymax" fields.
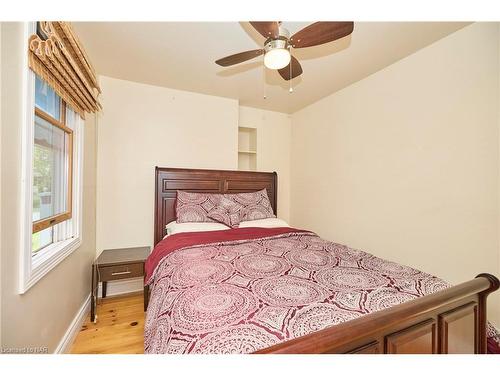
[
  {"xmin": 32, "ymin": 76, "xmax": 73, "ymax": 254},
  {"xmin": 20, "ymin": 22, "xmax": 84, "ymax": 293}
]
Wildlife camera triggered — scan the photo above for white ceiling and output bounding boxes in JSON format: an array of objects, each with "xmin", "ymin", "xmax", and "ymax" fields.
[{"xmin": 73, "ymin": 22, "xmax": 469, "ymax": 114}]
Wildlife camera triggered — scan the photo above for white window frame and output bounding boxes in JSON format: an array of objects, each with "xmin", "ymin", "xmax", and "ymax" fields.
[{"xmin": 19, "ymin": 22, "xmax": 84, "ymax": 294}]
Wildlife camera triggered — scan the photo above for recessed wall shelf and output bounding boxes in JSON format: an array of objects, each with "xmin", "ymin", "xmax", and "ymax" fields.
[{"xmin": 238, "ymin": 127, "xmax": 257, "ymax": 171}]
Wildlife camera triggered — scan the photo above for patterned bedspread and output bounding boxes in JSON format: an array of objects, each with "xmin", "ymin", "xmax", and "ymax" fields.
[{"xmin": 144, "ymin": 227, "xmax": 500, "ymax": 354}]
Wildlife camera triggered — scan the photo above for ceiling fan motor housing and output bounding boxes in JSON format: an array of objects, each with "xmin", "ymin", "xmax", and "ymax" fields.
[
  {"xmin": 264, "ymin": 38, "xmax": 289, "ymax": 53},
  {"xmin": 264, "ymin": 26, "xmax": 291, "ymax": 52}
]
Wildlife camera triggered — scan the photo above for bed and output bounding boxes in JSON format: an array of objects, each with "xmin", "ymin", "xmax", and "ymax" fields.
[{"xmin": 144, "ymin": 167, "xmax": 500, "ymax": 354}]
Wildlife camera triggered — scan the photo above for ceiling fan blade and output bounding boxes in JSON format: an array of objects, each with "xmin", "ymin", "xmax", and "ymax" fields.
[
  {"xmin": 249, "ymin": 21, "xmax": 280, "ymax": 39},
  {"xmin": 278, "ymin": 56, "xmax": 303, "ymax": 81},
  {"xmin": 215, "ymin": 49, "xmax": 264, "ymax": 67},
  {"xmin": 290, "ymin": 22, "xmax": 354, "ymax": 48}
]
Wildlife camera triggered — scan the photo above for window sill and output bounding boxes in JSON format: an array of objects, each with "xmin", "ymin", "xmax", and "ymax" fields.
[{"xmin": 20, "ymin": 236, "xmax": 81, "ymax": 294}]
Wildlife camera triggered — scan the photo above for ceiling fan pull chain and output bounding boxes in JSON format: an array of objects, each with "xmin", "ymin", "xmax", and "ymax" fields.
[{"xmin": 289, "ymin": 47, "xmax": 294, "ymax": 93}]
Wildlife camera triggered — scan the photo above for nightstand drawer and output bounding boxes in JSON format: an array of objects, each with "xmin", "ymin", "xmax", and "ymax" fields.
[{"xmin": 99, "ymin": 263, "xmax": 144, "ymax": 281}]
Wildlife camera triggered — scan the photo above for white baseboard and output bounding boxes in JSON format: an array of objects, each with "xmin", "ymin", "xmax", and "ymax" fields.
[
  {"xmin": 54, "ymin": 294, "xmax": 91, "ymax": 354},
  {"xmin": 97, "ymin": 277, "xmax": 143, "ymax": 297}
]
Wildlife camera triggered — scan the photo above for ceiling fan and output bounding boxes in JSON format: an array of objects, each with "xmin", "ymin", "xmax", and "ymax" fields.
[{"xmin": 215, "ymin": 21, "xmax": 354, "ymax": 81}]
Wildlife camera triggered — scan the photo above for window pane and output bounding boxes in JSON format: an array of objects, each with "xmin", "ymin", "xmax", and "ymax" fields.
[
  {"xmin": 33, "ymin": 115, "xmax": 69, "ymax": 222},
  {"xmin": 36, "ymin": 22, "xmax": 48, "ymax": 40},
  {"xmin": 35, "ymin": 75, "xmax": 60, "ymax": 120},
  {"xmin": 32, "ymin": 227, "xmax": 53, "ymax": 254}
]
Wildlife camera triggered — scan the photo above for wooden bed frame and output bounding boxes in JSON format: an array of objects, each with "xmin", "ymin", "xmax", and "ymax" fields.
[{"xmin": 154, "ymin": 167, "xmax": 499, "ymax": 354}]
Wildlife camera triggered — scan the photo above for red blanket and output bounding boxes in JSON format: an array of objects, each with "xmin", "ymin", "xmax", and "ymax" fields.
[{"xmin": 144, "ymin": 227, "xmax": 500, "ymax": 354}]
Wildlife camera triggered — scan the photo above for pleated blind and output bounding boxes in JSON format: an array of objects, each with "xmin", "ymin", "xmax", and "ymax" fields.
[{"xmin": 28, "ymin": 22, "xmax": 101, "ymax": 118}]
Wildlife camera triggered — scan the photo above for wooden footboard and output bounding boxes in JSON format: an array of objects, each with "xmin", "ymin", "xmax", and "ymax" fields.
[{"xmin": 256, "ymin": 273, "xmax": 499, "ymax": 354}]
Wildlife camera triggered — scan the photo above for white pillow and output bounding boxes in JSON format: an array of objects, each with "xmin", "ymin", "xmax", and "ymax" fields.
[
  {"xmin": 165, "ymin": 221, "xmax": 230, "ymax": 236},
  {"xmin": 238, "ymin": 218, "xmax": 290, "ymax": 228}
]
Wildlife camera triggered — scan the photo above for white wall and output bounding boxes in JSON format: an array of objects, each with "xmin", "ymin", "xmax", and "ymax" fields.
[
  {"xmin": 0, "ymin": 23, "xmax": 97, "ymax": 352},
  {"xmin": 96, "ymin": 77, "xmax": 293, "ymax": 252},
  {"xmin": 291, "ymin": 23, "xmax": 500, "ymax": 325},
  {"xmin": 238, "ymin": 106, "xmax": 292, "ymax": 222},
  {"xmin": 96, "ymin": 76, "xmax": 239, "ymax": 251}
]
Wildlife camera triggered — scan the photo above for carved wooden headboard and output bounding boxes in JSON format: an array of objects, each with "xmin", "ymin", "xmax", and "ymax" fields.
[{"xmin": 154, "ymin": 167, "xmax": 277, "ymax": 246}]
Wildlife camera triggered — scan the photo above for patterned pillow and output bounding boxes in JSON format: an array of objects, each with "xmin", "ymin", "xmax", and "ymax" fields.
[
  {"xmin": 207, "ymin": 197, "xmax": 244, "ymax": 228},
  {"xmin": 233, "ymin": 189, "xmax": 275, "ymax": 221},
  {"xmin": 176, "ymin": 189, "xmax": 275, "ymax": 223},
  {"xmin": 176, "ymin": 191, "xmax": 221, "ymax": 223}
]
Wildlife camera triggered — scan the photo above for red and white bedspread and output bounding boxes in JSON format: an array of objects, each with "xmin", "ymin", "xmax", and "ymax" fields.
[{"xmin": 144, "ymin": 227, "xmax": 500, "ymax": 354}]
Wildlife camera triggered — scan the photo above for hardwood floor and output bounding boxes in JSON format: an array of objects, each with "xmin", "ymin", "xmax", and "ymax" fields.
[{"xmin": 71, "ymin": 293, "xmax": 145, "ymax": 354}]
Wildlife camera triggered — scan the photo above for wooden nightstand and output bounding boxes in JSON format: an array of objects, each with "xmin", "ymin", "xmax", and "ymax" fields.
[{"xmin": 90, "ymin": 246, "xmax": 150, "ymax": 323}]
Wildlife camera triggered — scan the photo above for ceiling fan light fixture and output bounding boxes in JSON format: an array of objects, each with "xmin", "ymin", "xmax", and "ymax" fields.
[
  {"xmin": 263, "ymin": 38, "xmax": 290, "ymax": 70},
  {"xmin": 264, "ymin": 48, "xmax": 291, "ymax": 70}
]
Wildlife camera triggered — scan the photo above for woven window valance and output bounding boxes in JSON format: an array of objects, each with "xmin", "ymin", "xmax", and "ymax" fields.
[{"xmin": 28, "ymin": 22, "xmax": 101, "ymax": 118}]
